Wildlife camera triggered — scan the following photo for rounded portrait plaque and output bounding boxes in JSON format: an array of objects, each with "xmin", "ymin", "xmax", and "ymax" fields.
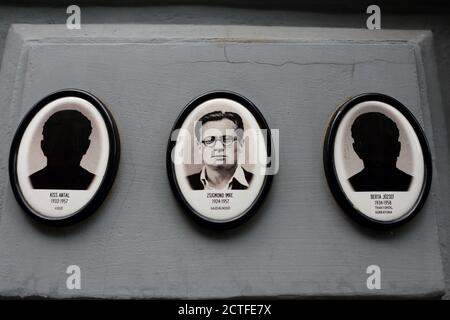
[
  {"xmin": 167, "ymin": 91, "xmax": 273, "ymax": 228},
  {"xmin": 324, "ymin": 93, "xmax": 432, "ymax": 227},
  {"xmin": 9, "ymin": 89, "xmax": 120, "ymax": 225}
]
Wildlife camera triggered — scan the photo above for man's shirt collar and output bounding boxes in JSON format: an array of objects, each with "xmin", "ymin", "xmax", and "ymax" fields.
[{"xmin": 200, "ymin": 165, "xmax": 250, "ymax": 190}]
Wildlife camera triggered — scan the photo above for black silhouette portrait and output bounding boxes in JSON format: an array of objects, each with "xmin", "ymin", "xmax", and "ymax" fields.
[
  {"xmin": 348, "ymin": 112, "xmax": 412, "ymax": 191},
  {"xmin": 29, "ymin": 110, "xmax": 95, "ymax": 190}
]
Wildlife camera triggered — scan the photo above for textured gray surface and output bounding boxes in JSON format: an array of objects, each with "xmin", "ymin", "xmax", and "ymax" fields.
[{"xmin": 0, "ymin": 24, "xmax": 445, "ymax": 298}]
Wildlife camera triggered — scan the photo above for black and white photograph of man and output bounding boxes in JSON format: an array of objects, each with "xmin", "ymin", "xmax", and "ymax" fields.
[{"xmin": 187, "ymin": 110, "xmax": 253, "ymax": 190}]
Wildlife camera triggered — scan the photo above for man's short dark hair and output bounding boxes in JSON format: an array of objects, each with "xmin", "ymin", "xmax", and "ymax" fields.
[
  {"xmin": 195, "ymin": 110, "xmax": 244, "ymax": 141},
  {"xmin": 351, "ymin": 112, "xmax": 399, "ymax": 143},
  {"xmin": 43, "ymin": 110, "xmax": 92, "ymax": 143}
]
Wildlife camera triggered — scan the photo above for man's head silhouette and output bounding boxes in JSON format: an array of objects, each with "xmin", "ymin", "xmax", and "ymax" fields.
[
  {"xmin": 351, "ymin": 112, "xmax": 400, "ymax": 169},
  {"xmin": 348, "ymin": 112, "xmax": 412, "ymax": 191},
  {"xmin": 41, "ymin": 110, "xmax": 92, "ymax": 168},
  {"xmin": 29, "ymin": 110, "xmax": 95, "ymax": 190}
]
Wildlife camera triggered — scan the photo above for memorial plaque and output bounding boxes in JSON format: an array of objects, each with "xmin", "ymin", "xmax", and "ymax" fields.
[
  {"xmin": 167, "ymin": 91, "xmax": 273, "ymax": 227},
  {"xmin": 9, "ymin": 89, "xmax": 120, "ymax": 225},
  {"xmin": 324, "ymin": 93, "xmax": 432, "ymax": 227}
]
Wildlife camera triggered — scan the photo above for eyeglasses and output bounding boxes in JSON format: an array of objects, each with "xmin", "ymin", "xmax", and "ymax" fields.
[{"xmin": 202, "ymin": 135, "xmax": 238, "ymax": 147}]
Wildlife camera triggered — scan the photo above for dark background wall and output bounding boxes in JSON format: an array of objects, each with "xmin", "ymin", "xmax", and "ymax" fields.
[{"xmin": 0, "ymin": 1, "xmax": 449, "ymax": 298}]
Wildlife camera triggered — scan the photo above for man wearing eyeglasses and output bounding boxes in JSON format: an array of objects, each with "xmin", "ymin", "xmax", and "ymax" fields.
[{"xmin": 187, "ymin": 110, "xmax": 253, "ymax": 190}]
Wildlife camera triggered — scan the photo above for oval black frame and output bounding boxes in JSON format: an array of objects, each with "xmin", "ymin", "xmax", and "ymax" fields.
[
  {"xmin": 9, "ymin": 89, "xmax": 121, "ymax": 226},
  {"xmin": 166, "ymin": 91, "xmax": 273, "ymax": 229},
  {"xmin": 323, "ymin": 93, "xmax": 432, "ymax": 228}
]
